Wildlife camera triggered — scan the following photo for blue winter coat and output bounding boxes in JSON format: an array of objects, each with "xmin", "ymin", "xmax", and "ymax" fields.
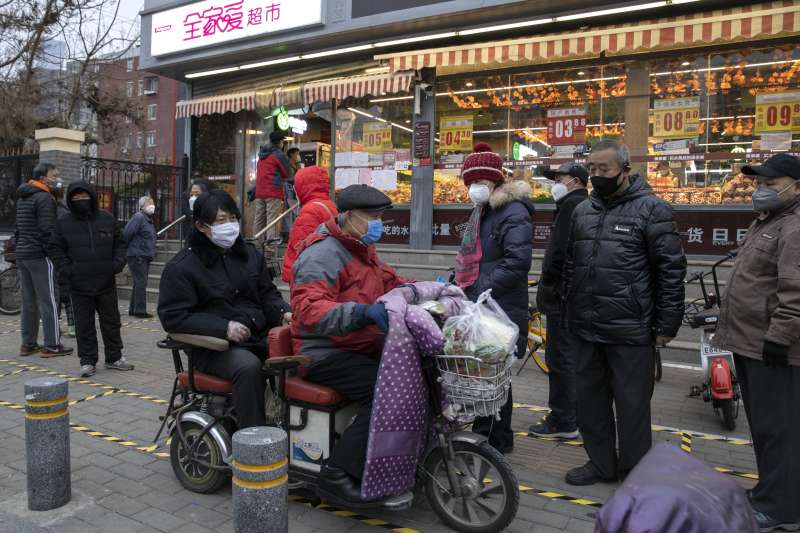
[
  {"xmin": 123, "ymin": 211, "xmax": 156, "ymax": 259},
  {"xmin": 465, "ymin": 180, "xmax": 535, "ymax": 357}
]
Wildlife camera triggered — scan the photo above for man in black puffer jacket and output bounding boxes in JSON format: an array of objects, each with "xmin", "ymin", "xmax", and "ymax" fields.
[
  {"xmin": 563, "ymin": 140, "xmax": 686, "ymax": 486},
  {"xmin": 48, "ymin": 182, "xmax": 133, "ymax": 378}
]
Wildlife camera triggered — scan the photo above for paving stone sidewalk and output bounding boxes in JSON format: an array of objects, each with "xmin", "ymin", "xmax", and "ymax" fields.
[{"xmin": 0, "ymin": 311, "xmax": 757, "ymax": 533}]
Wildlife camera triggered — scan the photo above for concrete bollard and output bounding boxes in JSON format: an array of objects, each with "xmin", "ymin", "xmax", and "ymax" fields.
[
  {"xmin": 232, "ymin": 426, "xmax": 289, "ymax": 533},
  {"xmin": 24, "ymin": 377, "xmax": 71, "ymax": 511}
]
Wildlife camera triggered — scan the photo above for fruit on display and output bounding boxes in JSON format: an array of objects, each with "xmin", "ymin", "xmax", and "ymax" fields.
[
  {"xmin": 651, "ymin": 187, "xmax": 722, "ymax": 205},
  {"xmin": 721, "ymin": 173, "xmax": 757, "ymax": 204}
]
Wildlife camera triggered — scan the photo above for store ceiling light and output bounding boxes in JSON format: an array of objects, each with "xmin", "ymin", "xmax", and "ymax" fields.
[
  {"xmin": 240, "ymin": 56, "xmax": 301, "ymax": 70},
  {"xmin": 465, "ymin": 82, "xmax": 474, "ymax": 87},
  {"xmin": 301, "ymin": 44, "xmax": 375, "ymax": 60},
  {"xmin": 375, "ymin": 32, "xmax": 457, "ymax": 47},
  {"xmin": 185, "ymin": 66, "xmax": 240, "ymax": 79},
  {"xmin": 681, "ymin": 61, "xmax": 691, "ymax": 66},
  {"xmin": 459, "ymin": 18, "xmax": 551, "ymax": 36}
]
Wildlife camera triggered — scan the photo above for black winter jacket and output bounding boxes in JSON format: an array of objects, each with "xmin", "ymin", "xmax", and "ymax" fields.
[
  {"xmin": 47, "ymin": 182, "xmax": 127, "ymax": 295},
  {"xmin": 14, "ymin": 182, "xmax": 57, "ymax": 260},
  {"xmin": 465, "ymin": 180, "xmax": 534, "ymax": 357},
  {"xmin": 158, "ymin": 231, "xmax": 289, "ymax": 348},
  {"xmin": 536, "ymin": 188, "xmax": 588, "ymax": 315},
  {"xmin": 563, "ymin": 175, "xmax": 686, "ymax": 345}
]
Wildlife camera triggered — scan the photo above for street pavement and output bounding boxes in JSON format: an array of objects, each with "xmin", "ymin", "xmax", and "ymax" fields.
[{"xmin": 0, "ymin": 309, "xmax": 758, "ymax": 533}]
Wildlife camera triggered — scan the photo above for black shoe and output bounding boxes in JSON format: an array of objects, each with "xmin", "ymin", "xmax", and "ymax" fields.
[
  {"xmin": 19, "ymin": 343, "xmax": 41, "ymax": 357},
  {"xmin": 529, "ymin": 416, "xmax": 580, "ymax": 439},
  {"xmin": 131, "ymin": 312, "xmax": 154, "ymax": 319},
  {"xmin": 753, "ymin": 510, "xmax": 800, "ymax": 532},
  {"xmin": 316, "ymin": 464, "xmax": 382, "ymax": 509},
  {"xmin": 565, "ymin": 462, "xmax": 616, "ymax": 486}
]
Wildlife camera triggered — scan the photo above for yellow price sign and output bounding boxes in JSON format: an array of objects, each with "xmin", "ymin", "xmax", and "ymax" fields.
[
  {"xmin": 653, "ymin": 97, "xmax": 700, "ymax": 139},
  {"xmin": 440, "ymin": 115, "xmax": 473, "ymax": 152},
  {"xmin": 755, "ymin": 91, "xmax": 800, "ymax": 134},
  {"xmin": 362, "ymin": 121, "xmax": 392, "ymax": 153}
]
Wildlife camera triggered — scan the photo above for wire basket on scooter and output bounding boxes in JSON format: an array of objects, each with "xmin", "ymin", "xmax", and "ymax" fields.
[{"xmin": 435, "ymin": 354, "xmax": 512, "ymax": 419}]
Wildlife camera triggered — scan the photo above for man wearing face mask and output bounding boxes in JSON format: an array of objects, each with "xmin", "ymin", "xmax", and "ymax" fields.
[
  {"xmin": 158, "ymin": 190, "xmax": 290, "ymax": 429},
  {"xmin": 15, "ymin": 163, "xmax": 74, "ymax": 357},
  {"xmin": 290, "ymin": 184, "xmax": 411, "ymax": 505},
  {"xmin": 562, "ymin": 139, "xmax": 686, "ymax": 486},
  {"xmin": 48, "ymin": 182, "xmax": 132, "ymax": 377},
  {"xmin": 529, "ymin": 163, "xmax": 588, "ymax": 440},
  {"xmin": 123, "ymin": 196, "xmax": 157, "ymax": 318},
  {"xmin": 713, "ymin": 154, "xmax": 800, "ymax": 532}
]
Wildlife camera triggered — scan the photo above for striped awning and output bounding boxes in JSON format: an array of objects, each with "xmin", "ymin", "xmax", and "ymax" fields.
[
  {"xmin": 375, "ymin": 1, "xmax": 800, "ymax": 72},
  {"xmin": 303, "ymin": 71, "xmax": 414, "ymax": 105},
  {"xmin": 175, "ymin": 91, "xmax": 257, "ymax": 119}
]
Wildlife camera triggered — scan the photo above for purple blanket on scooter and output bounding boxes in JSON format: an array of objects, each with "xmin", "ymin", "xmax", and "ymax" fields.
[
  {"xmin": 360, "ymin": 282, "xmax": 465, "ymax": 500},
  {"xmin": 596, "ymin": 443, "xmax": 758, "ymax": 533}
]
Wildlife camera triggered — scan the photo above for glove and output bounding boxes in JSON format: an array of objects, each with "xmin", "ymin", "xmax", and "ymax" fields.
[
  {"xmin": 226, "ymin": 321, "xmax": 251, "ymax": 343},
  {"xmin": 763, "ymin": 339, "xmax": 789, "ymax": 368},
  {"xmin": 353, "ymin": 303, "xmax": 389, "ymax": 332}
]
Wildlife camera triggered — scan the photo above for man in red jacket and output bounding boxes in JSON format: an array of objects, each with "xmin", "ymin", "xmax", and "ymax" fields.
[
  {"xmin": 254, "ymin": 131, "xmax": 290, "ymax": 248},
  {"xmin": 291, "ymin": 184, "xmax": 410, "ymax": 506}
]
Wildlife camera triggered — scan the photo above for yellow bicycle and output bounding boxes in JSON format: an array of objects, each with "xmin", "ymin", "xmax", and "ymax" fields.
[{"xmin": 516, "ymin": 279, "xmax": 549, "ymax": 376}]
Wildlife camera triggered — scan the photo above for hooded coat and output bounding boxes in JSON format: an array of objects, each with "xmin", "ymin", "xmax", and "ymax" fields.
[
  {"xmin": 563, "ymin": 175, "xmax": 687, "ymax": 345},
  {"xmin": 255, "ymin": 143, "xmax": 290, "ymax": 200},
  {"xmin": 464, "ymin": 180, "xmax": 535, "ymax": 357},
  {"xmin": 47, "ymin": 182, "xmax": 126, "ymax": 295},
  {"xmin": 282, "ymin": 166, "xmax": 338, "ymax": 283},
  {"xmin": 14, "ymin": 180, "xmax": 57, "ymax": 260}
]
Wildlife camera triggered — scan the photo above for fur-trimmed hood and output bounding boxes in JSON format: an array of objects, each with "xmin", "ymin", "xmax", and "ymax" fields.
[{"xmin": 489, "ymin": 179, "xmax": 533, "ymax": 210}]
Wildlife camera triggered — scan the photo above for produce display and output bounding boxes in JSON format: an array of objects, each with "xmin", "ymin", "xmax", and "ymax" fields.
[
  {"xmin": 651, "ymin": 186, "xmax": 723, "ymax": 205},
  {"xmin": 720, "ymin": 173, "xmax": 757, "ymax": 204}
]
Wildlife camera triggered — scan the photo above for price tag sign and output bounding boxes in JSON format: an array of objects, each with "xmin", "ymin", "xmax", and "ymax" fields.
[
  {"xmin": 362, "ymin": 121, "xmax": 392, "ymax": 153},
  {"xmin": 755, "ymin": 91, "xmax": 800, "ymax": 134},
  {"xmin": 440, "ymin": 115, "xmax": 473, "ymax": 151},
  {"xmin": 546, "ymin": 108, "xmax": 586, "ymax": 146},
  {"xmin": 653, "ymin": 97, "xmax": 700, "ymax": 139}
]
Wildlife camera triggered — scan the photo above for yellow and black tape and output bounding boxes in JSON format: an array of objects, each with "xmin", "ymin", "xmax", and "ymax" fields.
[
  {"xmin": 519, "ymin": 484, "xmax": 603, "ymax": 508},
  {"xmin": 0, "ymin": 399, "xmax": 24, "ymax": 411},
  {"xmin": 120, "ymin": 320, "xmax": 163, "ymax": 334},
  {"xmin": 289, "ymin": 494, "xmax": 421, "ymax": 533},
  {"xmin": 69, "ymin": 389, "xmax": 119, "ymax": 406},
  {"xmin": 69, "ymin": 424, "xmax": 170, "ymax": 458},
  {"xmin": 713, "ymin": 467, "xmax": 759, "ymax": 481},
  {"xmin": 0, "ymin": 368, "xmax": 27, "ymax": 378},
  {"xmin": 681, "ymin": 432, "xmax": 692, "ymax": 453}
]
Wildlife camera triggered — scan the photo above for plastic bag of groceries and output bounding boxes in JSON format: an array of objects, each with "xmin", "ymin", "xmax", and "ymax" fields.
[{"xmin": 442, "ymin": 289, "xmax": 519, "ymax": 363}]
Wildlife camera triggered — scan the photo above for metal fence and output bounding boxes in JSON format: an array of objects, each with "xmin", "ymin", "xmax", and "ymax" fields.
[{"xmin": 0, "ymin": 154, "xmax": 39, "ymax": 231}]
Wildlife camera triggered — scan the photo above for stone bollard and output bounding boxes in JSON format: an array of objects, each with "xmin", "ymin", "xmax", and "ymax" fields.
[
  {"xmin": 25, "ymin": 377, "xmax": 71, "ymax": 511},
  {"xmin": 232, "ymin": 426, "xmax": 289, "ymax": 533}
]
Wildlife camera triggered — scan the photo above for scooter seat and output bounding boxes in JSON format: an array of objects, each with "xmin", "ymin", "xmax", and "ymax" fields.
[
  {"xmin": 285, "ymin": 377, "xmax": 343, "ymax": 405},
  {"xmin": 178, "ymin": 371, "xmax": 233, "ymax": 394}
]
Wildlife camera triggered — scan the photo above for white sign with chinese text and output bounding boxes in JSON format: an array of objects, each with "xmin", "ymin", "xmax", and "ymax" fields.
[{"xmin": 151, "ymin": 0, "xmax": 323, "ymax": 57}]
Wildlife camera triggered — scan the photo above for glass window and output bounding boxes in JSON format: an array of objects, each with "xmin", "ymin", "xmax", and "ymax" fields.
[
  {"xmin": 126, "ymin": 58, "xmax": 134, "ymax": 72},
  {"xmin": 126, "ymin": 81, "xmax": 134, "ymax": 98},
  {"xmin": 136, "ymin": 132, "xmax": 143, "ymax": 148},
  {"xmin": 146, "ymin": 78, "xmax": 158, "ymax": 93},
  {"xmin": 147, "ymin": 104, "xmax": 157, "ymax": 121},
  {"xmin": 146, "ymin": 130, "xmax": 157, "ymax": 147},
  {"xmin": 138, "ymin": 80, "xmax": 143, "ymax": 96}
]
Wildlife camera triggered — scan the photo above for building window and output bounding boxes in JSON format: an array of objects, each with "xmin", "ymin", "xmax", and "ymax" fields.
[
  {"xmin": 146, "ymin": 155, "xmax": 156, "ymax": 164},
  {"xmin": 138, "ymin": 80, "xmax": 143, "ymax": 96},
  {"xmin": 147, "ymin": 104, "xmax": 157, "ymax": 121},
  {"xmin": 137, "ymin": 132, "xmax": 143, "ymax": 148},
  {"xmin": 126, "ymin": 81, "xmax": 134, "ymax": 98},
  {"xmin": 146, "ymin": 130, "xmax": 157, "ymax": 147},
  {"xmin": 145, "ymin": 78, "xmax": 159, "ymax": 94},
  {"xmin": 127, "ymin": 58, "xmax": 134, "ymax": 72}
]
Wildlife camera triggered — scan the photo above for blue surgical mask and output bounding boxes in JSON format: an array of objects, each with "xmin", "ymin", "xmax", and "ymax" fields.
[{"xmin": 352, "ymin": 212, "xmax": 383, "ymax": 245}]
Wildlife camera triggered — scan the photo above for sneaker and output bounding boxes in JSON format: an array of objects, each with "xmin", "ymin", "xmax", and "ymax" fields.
[
  {"xmin": 753, "ymin": 510, "xmax": 800, "ymax": 532},
  {"xmin": 40, "ymin": 344, "xmax": 74, "ymax": 358},
  {"xmin": 80, "ymin": 365, "xmax": 96, "ymax": 377},
  {"xmin": 565, "ymin": 462, "xmax": 616, "ymax": 486},
  {"xmin": 529, "ymin": 416, "xmax": 580, "ymax": 439},
  {"xmin": 105, "ymin": 357, "xmax": 134, "ymax": 371},
  {"xmin": 19, "ymin": 343, "xmax": 41, "ymax": 357}
]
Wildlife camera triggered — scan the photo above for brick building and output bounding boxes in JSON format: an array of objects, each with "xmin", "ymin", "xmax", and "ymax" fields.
[{"xmin": 97, "ymin": 48, "xmax": 180, "ymax": 165}]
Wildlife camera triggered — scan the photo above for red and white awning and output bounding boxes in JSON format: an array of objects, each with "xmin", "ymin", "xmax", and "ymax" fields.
[
  {"xmin": 375, "ymin": 1, "xmax": 800, "ymax": 72},
  {"xmin": 303, "ymin": 71, "xmax": 414, "ymax": 105},
  {"xmin": 175, "ymin": 91, "xmax": 257, "ymax": 119}
]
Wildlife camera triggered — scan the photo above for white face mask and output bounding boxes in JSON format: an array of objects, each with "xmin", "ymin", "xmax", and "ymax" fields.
[
  {"xmin": 188, "ymin": 196, "xmax": 198, "ymax": 211},
  {"xmin": 550, "ymin": 178, "xmax": 577, "ymax": 202},
  {"xmin": 144, "ymin": 205, "xmax": 156, "ymax": 215},
  {"xmin": 207, "ymin": 221, "xmax": 240, "ymax": 249},
  {"xmin": 468, "ymin": 183, "xmax": 491, "ymax": 206}
]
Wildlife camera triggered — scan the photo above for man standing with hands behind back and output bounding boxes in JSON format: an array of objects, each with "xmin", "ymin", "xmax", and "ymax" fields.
[
  {"xmin": 714, "ymin": 154, "xmax": 800, "ymax": 533},
  {"xmin": 562, "ymin": 140, "xmax": 686, "ymax": 486}
]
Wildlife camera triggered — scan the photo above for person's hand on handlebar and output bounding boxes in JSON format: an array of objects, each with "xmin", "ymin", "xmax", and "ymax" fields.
[
  {"xmin": 353, "ymin": 303, "xmax": 389, "ymax": 332},
  {"xmin": 226, "ymin": 321, "xmax": 251, "ymax": 343}
]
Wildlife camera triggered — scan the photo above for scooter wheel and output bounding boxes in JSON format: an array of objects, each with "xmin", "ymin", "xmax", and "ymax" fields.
[
  {"xmin": 170, "ymin": 421, "xmax": 229, "ymax": 493},
  {"xmin": 718, "ymin": 399, "xmax": 737, "ymax": 431},
  {"xmin": 423, "ymin": 441, "xmax": 519, "ymax": 533}
]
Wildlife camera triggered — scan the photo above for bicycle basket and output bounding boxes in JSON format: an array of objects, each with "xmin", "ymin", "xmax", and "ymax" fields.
[{"xmin": 435, "ymin": 354, "xmax": 512, "ymax": 418}]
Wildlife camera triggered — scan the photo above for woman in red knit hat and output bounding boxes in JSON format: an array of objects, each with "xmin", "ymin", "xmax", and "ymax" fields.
[{"xmin": 455, "ymin": 142, "xmax": 535, "ymax": 454}]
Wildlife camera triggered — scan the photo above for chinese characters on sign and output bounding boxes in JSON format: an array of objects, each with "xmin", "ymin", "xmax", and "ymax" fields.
[
  {"xmin": 151, "ymin": 0, "xmax": 322, "ymax": 56},
  {"xmin": 546, "ymin": 107, "xmax": 586, "ymax": 146},
  {"xmin": 413, "ymin": 122, "xmax": 432, "ymax": 167},
  {"xmin": 653, "ymin": 97, "xmax": 700, "ymax": 139}
]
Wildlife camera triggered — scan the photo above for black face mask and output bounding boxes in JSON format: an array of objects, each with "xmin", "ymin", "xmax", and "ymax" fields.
[
  {"xmin": 590, "ymin": 172, "xmax": 624, "ymax": 198},
  {"xmin": 71, "ymin": 199, "xmax": 92, "ymax": 216}
]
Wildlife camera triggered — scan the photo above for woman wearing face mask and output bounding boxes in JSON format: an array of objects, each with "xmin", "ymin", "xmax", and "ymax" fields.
[
  {"xmin": 158, "ymin": 190, "xmax": 290, "ymax": 429},
  {"xmin": 123, "ymin": 196, "xmax": 157, "ymax": 318},
  {"xmin": 455, "ymin": 143, "xmax": 535, "ymax": 454}
]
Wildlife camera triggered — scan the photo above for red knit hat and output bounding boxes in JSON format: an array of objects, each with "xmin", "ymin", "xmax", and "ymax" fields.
[{"xmin": 461, "ymin": 143, "xmax": 505, "ymax": 186}]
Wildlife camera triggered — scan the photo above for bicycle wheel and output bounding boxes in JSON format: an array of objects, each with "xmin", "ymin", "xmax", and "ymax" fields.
[
  {"xmin": 528, "ymin": 314, "xmax": 549, "ymax": 375},
  {"xmin": 0, "ymin": 267, "xmax": 21, "ymax": 315}
]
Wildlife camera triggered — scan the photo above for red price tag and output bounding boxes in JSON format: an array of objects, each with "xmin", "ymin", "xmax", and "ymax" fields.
[{"xmin": 547, "ymin": 108, "xmax": 586, "ymax": 145}]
